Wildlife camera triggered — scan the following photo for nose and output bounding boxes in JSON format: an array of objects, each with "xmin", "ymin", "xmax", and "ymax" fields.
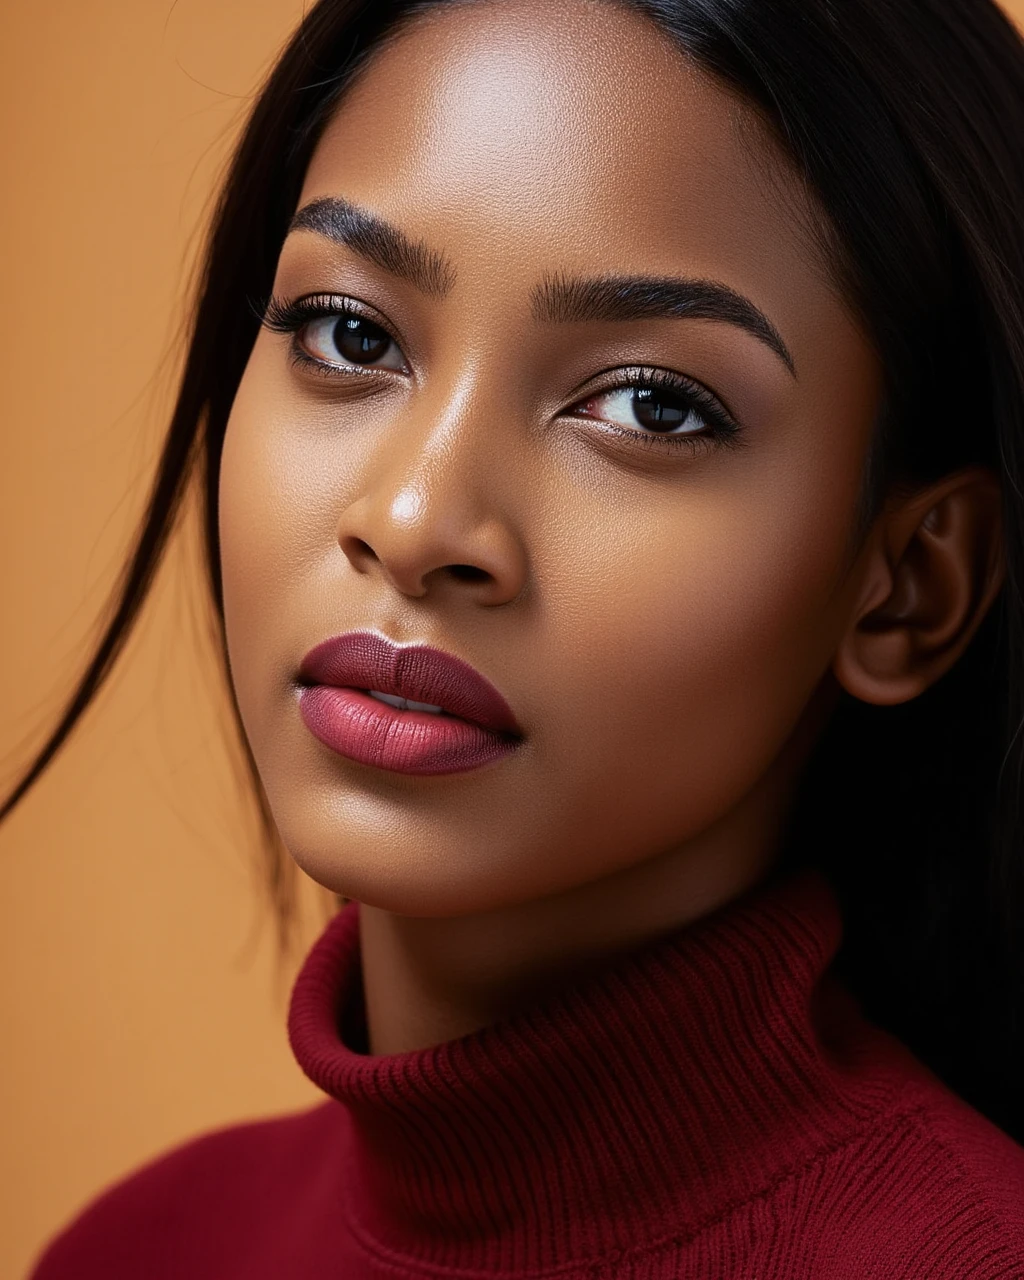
[{"xmin": 335, "ymin": 420, "xmax": 529, "ymax": 607}]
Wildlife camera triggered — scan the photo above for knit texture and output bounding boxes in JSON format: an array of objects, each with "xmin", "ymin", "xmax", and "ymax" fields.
[{"xmin": 31, "ymin": 871, "xmax": 1024, "ymax": 1278}]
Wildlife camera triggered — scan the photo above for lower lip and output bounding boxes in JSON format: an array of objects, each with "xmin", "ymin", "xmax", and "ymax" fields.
[{"xmin": 297, "ymin": 686, "xmax": 519, "ymax": 776}]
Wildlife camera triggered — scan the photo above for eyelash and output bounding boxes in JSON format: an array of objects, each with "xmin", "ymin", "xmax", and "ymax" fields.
[
  {"xmin": 572, "ymin": 366, "xmax": 740, "ymax": 453},
  {"xmin": 259, "ymin": 292, "xmax": 742, "ymax": 452},
  {"xmin": 261, "ymin": 293, "xmax": 397, "ymax": 376}
]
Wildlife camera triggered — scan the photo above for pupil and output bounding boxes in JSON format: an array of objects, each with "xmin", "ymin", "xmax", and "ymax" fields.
[
  {"xmin": 334, "ymin": 316, "xmax": 389, "ymax": 364},
  {"xmin": 632, "ymin": 387, "xmax": 688, "ymax": 431}
]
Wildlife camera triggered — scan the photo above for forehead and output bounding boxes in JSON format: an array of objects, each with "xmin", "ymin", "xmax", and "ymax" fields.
[{"xmin": 298, "ymin": 0, "xmax": 837, "ymax": 331}]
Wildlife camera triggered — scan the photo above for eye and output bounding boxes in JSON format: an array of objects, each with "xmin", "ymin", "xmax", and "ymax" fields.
[
  {"xmin": 576, "ymin": 384, "xmax": 709, "ymax": 435},
  {"xmin": 260, "ymin": 294, "xmax": 409, "ymax": 376},
  {"xmin": 300, "ymin": 313, "xmax": 405, "ymax": 371},
  {"xmin": 564, "ymin": 368, "xmax": 741, "ymax": 451}
]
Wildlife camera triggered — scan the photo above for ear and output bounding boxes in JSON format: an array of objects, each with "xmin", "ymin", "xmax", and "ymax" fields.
[{"xmin": 833, "ymin": 467, "xmax": 1005, "ymax": 706}]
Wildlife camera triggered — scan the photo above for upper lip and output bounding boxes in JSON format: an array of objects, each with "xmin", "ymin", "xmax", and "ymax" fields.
[{"xmin": 297, "ymin": 631, "xmax": 522, "ymax": 736}]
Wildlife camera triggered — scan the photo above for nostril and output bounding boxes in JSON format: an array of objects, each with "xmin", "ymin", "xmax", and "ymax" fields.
[
  {"xmin": 447, "ymin": 564, "xmax": 490, "ymax": 584},
  {"xmin": 341, "ymin": 536, "xmax": 379, "ymax": 563}
]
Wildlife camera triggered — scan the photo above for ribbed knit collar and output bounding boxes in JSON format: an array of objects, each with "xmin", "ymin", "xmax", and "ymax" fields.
[{"xmin": 287, "ymin": 870, "xmax": 901, "ymax": 1273}]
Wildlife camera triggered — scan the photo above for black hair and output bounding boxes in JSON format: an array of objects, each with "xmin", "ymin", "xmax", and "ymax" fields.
[{"xmin": 3, "ymin": 0, "xmax": 1023, "ymax": 1141}]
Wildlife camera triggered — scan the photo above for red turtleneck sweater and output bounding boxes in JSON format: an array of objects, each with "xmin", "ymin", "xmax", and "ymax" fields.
[{"xmin": 30, "ymin": 872, "xmax": 1024, "ymax": 1277}]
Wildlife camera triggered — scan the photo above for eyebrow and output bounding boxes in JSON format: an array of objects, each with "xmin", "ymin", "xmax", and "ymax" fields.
[
  {"xmin": 531, "ymin": 272, "xmax": 796, "ymax": 377},
  {"xmin": 288, "ymin": 197, "xmax": 457, "ymax": 299}
]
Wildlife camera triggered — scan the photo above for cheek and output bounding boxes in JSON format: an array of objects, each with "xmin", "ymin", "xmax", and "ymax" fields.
[
  {"xmin": 218, "ymin": 351, "xmax": 307, "ymax": 747},
  {"xmin": 525, "ymin": 461, "xmax": 861, "ymax": 862}
]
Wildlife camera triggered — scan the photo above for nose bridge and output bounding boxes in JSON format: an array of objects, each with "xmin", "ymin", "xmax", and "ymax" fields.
[
  {"xmin": 337, "ymin": 371, "xmax": 528, "ymax": 601},
  {"xmin": 367, "ymin": 371, "xmax": 503, "ymax": 533},
  {"xmin": 390, "ymin": 377, "xmax": 496, "ymax": 514}
]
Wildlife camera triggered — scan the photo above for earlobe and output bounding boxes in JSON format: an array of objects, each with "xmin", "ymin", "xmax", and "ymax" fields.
[{"xmin": 833, "ymin": 468, "xmax": 1004, "ymax": 707}]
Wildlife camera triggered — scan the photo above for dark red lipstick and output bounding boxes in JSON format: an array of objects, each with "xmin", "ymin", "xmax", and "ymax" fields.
[{"xmin": 296, "ymin": 631, "xmax": 522, "ymax": 775}]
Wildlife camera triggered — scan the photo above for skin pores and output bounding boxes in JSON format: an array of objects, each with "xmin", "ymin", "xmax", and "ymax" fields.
[{"xmin": 219, "ymin": 0, "xmax": 883, "ymax": 1049}]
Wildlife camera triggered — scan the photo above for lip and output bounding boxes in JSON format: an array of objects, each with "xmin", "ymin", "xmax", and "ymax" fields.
[{"xmin": 295, "ymin": 631, "xmax": 522, "ymax": 776}]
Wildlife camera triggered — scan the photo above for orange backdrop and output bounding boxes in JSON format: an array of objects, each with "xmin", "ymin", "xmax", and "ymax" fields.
[{"xmin": 2, "ymin": 1, "xmax": 1023, "ymax": 1275}]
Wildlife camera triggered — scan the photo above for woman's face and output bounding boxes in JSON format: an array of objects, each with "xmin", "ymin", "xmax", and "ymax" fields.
[{"xmin": 219, "ymin": 0, "xmax": 882, "ymax": 916}]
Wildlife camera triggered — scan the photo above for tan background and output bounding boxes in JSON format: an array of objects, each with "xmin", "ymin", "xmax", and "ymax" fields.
[{"xmin": 2, "ymin": 2, "xmax": 1023, "ymax": 1276}]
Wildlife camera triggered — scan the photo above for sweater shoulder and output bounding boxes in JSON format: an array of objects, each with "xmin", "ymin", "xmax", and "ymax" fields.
[
  {"xmin": 793, "ymin": 1083, "xmax": 1024, "ymax": 1279},
  {"xmin": 28, "ymin": 1100, "xmax": 347, "ymax": 1280}
]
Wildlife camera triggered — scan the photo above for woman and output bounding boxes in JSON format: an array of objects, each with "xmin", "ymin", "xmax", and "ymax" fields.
[{"xmin": 8, "ymin": 0, "xmax": 1024, "ymax": 1274}]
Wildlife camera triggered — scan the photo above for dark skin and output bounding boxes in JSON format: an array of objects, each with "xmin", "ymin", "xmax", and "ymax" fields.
[{"xmin": 219, "ymin": 0, "xmax": 1003, "ymax": 1055}]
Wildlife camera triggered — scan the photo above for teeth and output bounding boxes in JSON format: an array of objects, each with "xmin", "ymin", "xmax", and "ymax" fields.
[
  {"xmin": 368, "ymin": 690, "xmax": 405, "ymax": 710},
  {"xmin": 368, "ymin": 689, "xmax": 444, "ymax": 715},
  {"xmin": 405, "ymin": 697, "xmax": 445, "ymax": 714}
]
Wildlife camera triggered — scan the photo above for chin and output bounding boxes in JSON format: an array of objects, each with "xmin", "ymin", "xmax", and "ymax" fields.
[{"xmin": 272, "ymin": 798, "xmax": 527, "ymax": 917}]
